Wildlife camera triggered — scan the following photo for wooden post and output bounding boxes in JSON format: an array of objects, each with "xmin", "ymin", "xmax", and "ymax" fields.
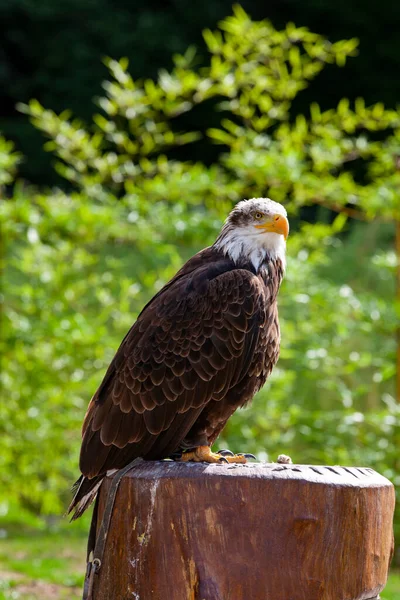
[{"xmin": 91, "ymin": 461, "xmax": 395, "ymax": 600}]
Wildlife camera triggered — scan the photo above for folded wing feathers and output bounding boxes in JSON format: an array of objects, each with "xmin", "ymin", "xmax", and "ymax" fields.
[{"xmin": 80, "ymin": 265, "xmax": 267, "ymax": 479}]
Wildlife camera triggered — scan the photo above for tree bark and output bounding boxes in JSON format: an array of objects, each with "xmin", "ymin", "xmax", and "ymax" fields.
[{"xmin": 91, "ymin": 461, "xmax": 395, "ymax": 600}]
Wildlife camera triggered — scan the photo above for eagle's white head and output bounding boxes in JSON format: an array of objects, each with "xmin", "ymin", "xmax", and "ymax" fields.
[{"xmin": 214, "ymin": 198, "xmax": 289, "ymax": 271}]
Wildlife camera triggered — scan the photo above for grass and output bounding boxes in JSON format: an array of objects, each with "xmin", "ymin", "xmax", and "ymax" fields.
[
  {"xmin": 0, "ymin": 529, "xmax": 399, "ymax": 599},
  {"xmin": 0, "ymin": 531, "xmax": 86, "ymax": 600},
  {"xmin": 382, "ymin": 571, "xmax": 400, "ymax": 600}
]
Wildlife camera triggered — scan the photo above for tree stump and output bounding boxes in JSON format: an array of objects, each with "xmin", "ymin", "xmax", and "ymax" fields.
[{"xmin": 91, "ymin": 461, "xmax": 395, "ymax": 600}]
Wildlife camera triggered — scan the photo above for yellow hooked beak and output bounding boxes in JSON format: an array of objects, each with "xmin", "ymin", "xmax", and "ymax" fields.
[{"xmin": 254, "ymin": 213, "xmax": 289, "ymax": 240}]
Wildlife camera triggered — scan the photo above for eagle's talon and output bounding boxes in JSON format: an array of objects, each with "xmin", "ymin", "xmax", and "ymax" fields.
[
  {"xmin": 217, "ymin": 449, "xmax": 235, "ymax": 456},
  {"xmin": 178, "ymin": 445, "xmax": 249, "ymax": 464},
  {"xmin": 242, "ymin": 453, "xmax": 256, "ymax": 460}
]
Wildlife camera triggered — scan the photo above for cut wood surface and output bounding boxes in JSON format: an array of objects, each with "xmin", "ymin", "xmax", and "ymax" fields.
[{"xmin": 92, "ymin": 461, "xmax": 395, "ymax": 600}]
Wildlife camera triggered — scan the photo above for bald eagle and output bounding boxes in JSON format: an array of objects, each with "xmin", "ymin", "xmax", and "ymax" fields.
[{"xmin": 68, "ymin": 198, "xmax": 289, "ymax": 519}]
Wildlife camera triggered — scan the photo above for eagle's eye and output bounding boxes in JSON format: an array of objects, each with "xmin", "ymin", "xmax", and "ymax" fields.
[{"xmin": 254, "ymin": 212, "xmax": 263, "ymax": 220}]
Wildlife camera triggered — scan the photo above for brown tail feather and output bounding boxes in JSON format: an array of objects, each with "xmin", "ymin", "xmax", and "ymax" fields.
[{"xmin": 67, "ymin": 474, "xmax": 104, "ymax": 521}]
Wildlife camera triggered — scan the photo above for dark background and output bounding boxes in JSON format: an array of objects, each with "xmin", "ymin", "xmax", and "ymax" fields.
[{"xmin": 1, "ymin": 0, "xmax": 399, "ymax": 186}]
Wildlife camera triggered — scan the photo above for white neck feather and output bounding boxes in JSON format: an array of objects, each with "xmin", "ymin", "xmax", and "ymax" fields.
[{"xmin": 215, "ymin": 226, "xmax": 286, "ymax": 271}]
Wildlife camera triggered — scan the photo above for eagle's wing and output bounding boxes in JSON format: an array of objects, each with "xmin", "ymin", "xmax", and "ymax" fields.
[{"xmin": 79, "ymin": 264, "xmax": 267, "ymax": 479}]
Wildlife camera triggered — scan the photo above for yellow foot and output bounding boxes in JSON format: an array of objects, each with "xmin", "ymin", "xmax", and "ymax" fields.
[{"xmin": 179, "ymin": 445, "xmax": 251, "ymax": 464}]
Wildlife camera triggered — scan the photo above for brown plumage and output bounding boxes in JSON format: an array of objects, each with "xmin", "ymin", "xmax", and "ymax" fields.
[{"xmin": 68, "ymin": 198, "xmax": 289, "ymax": 519}]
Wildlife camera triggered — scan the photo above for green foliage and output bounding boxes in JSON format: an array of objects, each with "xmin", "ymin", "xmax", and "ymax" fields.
[
  {"xmin": 0, "ymin": 134, "xmax": 20, "ymax": 187},
  {"xmin": 1, "ymin": 7, "xmax": 399, "ymax": 564},
  {"xmin": 2, "ymin": 0, "xmax": 400, "ymax": 186},
  {"xmin": 18, "ymin": 6, "xmax": 400, "ymax": 219},
  {"xmin": 0, "ymin": 531, "xmax": 85, "ymax": 599}
]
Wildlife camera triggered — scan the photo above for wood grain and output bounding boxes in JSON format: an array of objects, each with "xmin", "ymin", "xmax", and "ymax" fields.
[{"xmin": 92, "ymin": 462, "xmax": 395, "ymax": 600}]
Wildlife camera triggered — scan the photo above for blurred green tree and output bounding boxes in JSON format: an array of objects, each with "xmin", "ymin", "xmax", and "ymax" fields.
[
  {"xmin": 1, "ymin": 6, "xmax": 399, "ymax": 560},
  {"xmin": 0, "ymin": 134, "xmax": 20, "ymax": 186},
  {"xmin": 1, "ymin": 0, "xmax": 400, "ymax": 185}
]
